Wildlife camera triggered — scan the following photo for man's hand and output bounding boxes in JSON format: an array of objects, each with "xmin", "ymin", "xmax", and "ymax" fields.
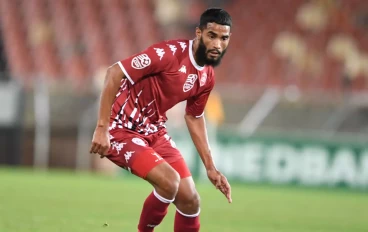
[
  {"xmin": 89, "ymin": 126, "xmax": 110, "ymax": 158},
  {"xmin": 207, "ymin": 169, "xmax": 232, "ymax": 203},
  {"xmin": 184, "ymin": 114, "xmax": 231, "ymax": 202}
]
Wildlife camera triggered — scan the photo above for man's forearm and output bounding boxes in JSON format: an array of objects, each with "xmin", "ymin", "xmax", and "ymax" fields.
[
  {"xmin": 199, "ymin": 151, "xmax": 217, "ymax": 171},
  {"xmin": 97, "ymin": 64, "xmax": 125, "ymax": 128},
  {"xmin": 185, "ymin": 114, "xmax": 217, "ymax": 171}
]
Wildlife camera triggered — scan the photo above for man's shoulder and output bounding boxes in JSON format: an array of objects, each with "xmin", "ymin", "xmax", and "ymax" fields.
[
  {"xmin": 149, "ymin": 39, "xmax": 189, "ymax": 56},
  {"xmin": 153, "ymin": 39, "xmax": 189, "ymax": 47},
  {"xmin": 143, "ymin": 39, "xmax": 189, "ymax": 70},
  {"xmin": 166, "ymin": 39, "xmax": 189, "ymax": 54}
]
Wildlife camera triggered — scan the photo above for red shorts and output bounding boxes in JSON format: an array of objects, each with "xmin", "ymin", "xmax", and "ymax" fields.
[{"xmin": 106, "ymin": 128, "xmax": 191, "ymax": 179}]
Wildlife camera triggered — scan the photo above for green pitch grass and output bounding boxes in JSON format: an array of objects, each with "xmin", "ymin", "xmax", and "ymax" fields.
[{"xmin": 0, "ymin": 167, "xmax": 367, "ymax": 232}]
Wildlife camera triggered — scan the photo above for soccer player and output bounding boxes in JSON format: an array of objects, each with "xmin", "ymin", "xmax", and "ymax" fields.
[{"xmin": 90, "ymin": 8, "xmax": 232, "ymax": 232}]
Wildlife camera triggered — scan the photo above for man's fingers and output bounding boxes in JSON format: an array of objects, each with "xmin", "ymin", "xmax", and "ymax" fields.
[
  {"xmin": 227, "ymin": 183, "xmax": 232, "ymax": 203},
  {"xmin": 219, "ymin": 187, "xmax": 230, "ymax": 202},
  {"xmin": 215, "ymin": 176, "xmax": 222, "ymax": 189},
  {"xmin": 97, "ymin": 146, "xmax": 105, "ymax": 155},
  {"xmin": 98, "ymin": 146, "xmax": 109, "ymax": 156},
  {"xmin": 226, "ymin": 185, "xmax": 232, "ymax": 203},
  {"xmin": 89, "ymin": 142, "xmax": 97, "ymax": 154},
  {"xmin": 221, "ymin": 176, "xmax": 232, "ymax": 203},
  {"xmin": 92, "ymin": 144, "xmax": 101, "ymax": 154},
  {"xmin": 227, "ymin": 193, "xmax": 232, "ymax": 203},
  {"xmin": 89, "ymin": 143, "xmax": 96, "ymax": 154},
  {"xmin": 103, "ymin": 146, "xmax": 110, "ymax": 155},
  {"xmin": 225, "ymin": 180, "xmax": 233, "ymax": 203},
  {"xmin": 209, "ymin": 173, "xmax": 233, "ymax": 203},
  {"xmin": 223, "ymin": 179, "xmax": 231, "ymax": 194},
  {"xmin": 218, "ymin": 183, "xmax": 227, "ymax": 195}
]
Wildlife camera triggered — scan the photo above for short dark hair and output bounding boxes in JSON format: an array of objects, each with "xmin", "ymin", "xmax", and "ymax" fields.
[{"xmin": 199, "ymin": 8, "xmax": 232, "ymax": 30}]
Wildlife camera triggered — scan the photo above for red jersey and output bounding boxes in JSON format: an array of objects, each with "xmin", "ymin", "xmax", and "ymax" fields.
[{"xmin": 109, "ymin": 39, "xmax": 215, "ymax": 135}]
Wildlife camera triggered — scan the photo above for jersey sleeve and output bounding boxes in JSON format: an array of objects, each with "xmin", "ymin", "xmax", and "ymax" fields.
[
  {"xmin": 117, "ymin": 43, "xmax": 175, "ymax": 85},
  {"xmin": 185, "ymin": 76, "xmax": 215, "ymax": 118}
]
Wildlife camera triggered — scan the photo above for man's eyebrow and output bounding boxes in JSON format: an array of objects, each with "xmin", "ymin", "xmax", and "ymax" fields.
[{"xmin": 207, "ymin": 31, "xmax": 218, "ymax": 36}]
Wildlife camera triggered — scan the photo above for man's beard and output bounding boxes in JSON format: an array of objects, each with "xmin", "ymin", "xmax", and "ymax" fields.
[{"xmin": 195, "ymin": 37, "xmax": 226, "ymax": 67}]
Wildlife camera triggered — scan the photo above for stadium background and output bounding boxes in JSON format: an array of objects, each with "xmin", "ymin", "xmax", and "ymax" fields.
[{"xmin": 0, "ymin": 0, "xmax": 368, "ymax": 231}]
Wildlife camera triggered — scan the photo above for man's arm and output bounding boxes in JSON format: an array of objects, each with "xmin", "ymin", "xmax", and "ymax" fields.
[
  {"xmin": 184, "ymin": 113, "xmax": 232, "ymax": 203},
  {"xmin": 96, "ymin": 64, "xmax": 124, "ymax": 128},
  {"xmin": 117, "ymin": 43, "xmax": 175, "ymax": 85},
  {"xmin": 90, "ymin": 42, "xmax": 174, "ymax": 156},
  {"xmin": 90, "ymin": 64, "xmax": 124, "ymax": 156},
  {"xmin": 184, "ymin": 113, "xmax": 215, "ymax": 170}
]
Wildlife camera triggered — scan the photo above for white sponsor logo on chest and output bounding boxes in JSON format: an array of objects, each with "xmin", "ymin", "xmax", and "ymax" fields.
[
  {"xmin": 131, "ymin": 54, "xmax": 151, "ymax": 69},
  {"xmin": 183, "ymin": 74, "xmax": 198, "ymax": 92}
]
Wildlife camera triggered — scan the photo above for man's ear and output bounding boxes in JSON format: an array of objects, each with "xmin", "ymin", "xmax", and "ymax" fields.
[{"xmin": 195, "ymin": 27, "xmax": 202, "ymax": 40}]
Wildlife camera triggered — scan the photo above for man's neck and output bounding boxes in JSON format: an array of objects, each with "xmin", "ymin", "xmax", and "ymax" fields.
[{"xmin": 191, "ymin": 39, "xmax": 205, "ymax": 67}]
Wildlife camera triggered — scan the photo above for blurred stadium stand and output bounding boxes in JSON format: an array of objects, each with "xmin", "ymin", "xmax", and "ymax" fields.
[{"xmin": 0, "ymin": 0, "xmax": 368, "ymax": 170}]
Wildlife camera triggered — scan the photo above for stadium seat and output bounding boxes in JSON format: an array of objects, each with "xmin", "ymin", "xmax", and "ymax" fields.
[{"xmin": 2, "ymin": 0, "xmax": 368, "ymax": 92}]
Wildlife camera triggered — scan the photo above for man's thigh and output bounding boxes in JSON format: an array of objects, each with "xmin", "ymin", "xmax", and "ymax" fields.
[
  {"xmin": 153, "ymin": 133, "xmax": 192, "ymax": 179},
  {"xmin": 106, "ymin": 130, "xmax": 165, "ymax": 179}
]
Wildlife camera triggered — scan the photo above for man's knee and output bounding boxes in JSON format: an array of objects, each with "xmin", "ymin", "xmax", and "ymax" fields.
[
  {"xmin": 146, "ymin": 162, "xmax": 180, "ymax": 200},
  {"xmin": 158, "ymin": 168, "xmax": 180, "ymax": 198},
  {"xmin": 186, "ymin": 191, "xmax": 201, "ymax": 210},
  {"xmin": 175, "ymin": 191, "xmax": 201, "ymax": 214}
]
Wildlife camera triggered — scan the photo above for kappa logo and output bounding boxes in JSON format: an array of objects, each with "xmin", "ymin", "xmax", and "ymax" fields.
[
  {"xmin": 179, "ymin": 65, "xmax": 186, "ymax": 73},
  {"xmin": 111, "ymin": 141, "xmax": 127, "ymax": 154},
  {"xmin": 131, "ymin": 54, "xmax": 151, "ymax": 69},
  {"xmin": 177, "ymin": 41, "xmax": 187, "ymax": 52},
  {"xmin": 183, "ymin": 74, "xmax": 198, "ymax": 92},
  {"xmin": 200, "ymin": 73, "xmax": 207, "ymax": 87},
  {"xmin": 124, "ymin": 151, "xmax": 135, "ymax": 163},
  {"xmin": 167, "ymin": 44, "xmax": 177, "ymax": 55},
  {"xmin": 154, "ymin": 48, "xmax": 165, "ymax": 60}
]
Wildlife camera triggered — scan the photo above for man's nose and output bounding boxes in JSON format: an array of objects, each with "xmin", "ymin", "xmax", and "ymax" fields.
[{"xmin": 212, "ymin": 39, "xmax": 221, "ymax": 50}]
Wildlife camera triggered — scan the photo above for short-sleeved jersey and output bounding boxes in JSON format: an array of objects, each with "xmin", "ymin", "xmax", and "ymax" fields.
[{"xmin": 109, "ymin": 39, "xmax": 215, "ymax": 135}]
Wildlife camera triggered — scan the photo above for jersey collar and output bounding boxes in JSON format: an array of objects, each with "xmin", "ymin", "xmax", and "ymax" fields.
[{"xmin": 189, "ymin": 40, "xmax": 205, "ymax": 71}]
